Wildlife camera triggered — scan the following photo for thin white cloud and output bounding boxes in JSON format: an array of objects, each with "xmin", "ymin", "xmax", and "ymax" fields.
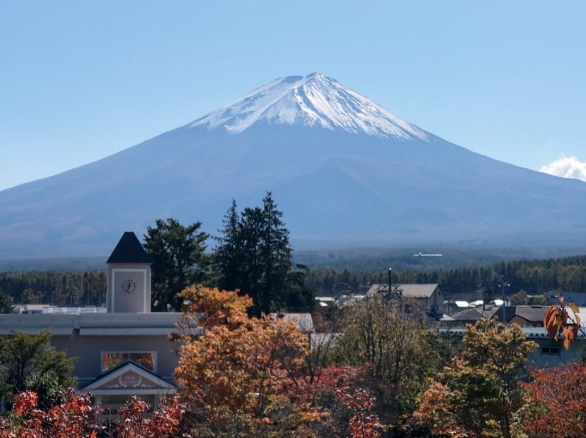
[{"xmin": 539, "ymin": 155, "xmax": 586, "ymax": 182}]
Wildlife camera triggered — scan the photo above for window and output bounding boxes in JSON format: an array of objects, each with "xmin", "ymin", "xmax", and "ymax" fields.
[
  {"xmin": 101, "ymin": 352, "xmax": 156, "ymax": 373},
  {"xmin": 541, "ymin": 346, "xmax": 560, "ymax": 355}
]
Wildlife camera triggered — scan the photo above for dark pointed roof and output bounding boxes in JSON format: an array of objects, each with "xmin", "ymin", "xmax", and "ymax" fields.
[{"xmin": 106, "ymin": 232, "xmax": 150, "ymax": 264}]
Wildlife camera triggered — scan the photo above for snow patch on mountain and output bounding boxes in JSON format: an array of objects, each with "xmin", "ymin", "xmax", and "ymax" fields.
[{"xmin": 189, "ymin": 73, "xmax": 429, "ymax": 141}]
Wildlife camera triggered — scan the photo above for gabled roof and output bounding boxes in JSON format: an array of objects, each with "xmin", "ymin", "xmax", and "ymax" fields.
[
  {"xmin": 450, "ymin": 308, "xmax": 486, "ymax": 322},
  {"xmin": 513, "ymin": 306, "xmax": 548, "ymax": 322},
  {"xmin": 82, "ymin": 360, "xmax": 176, "ymax": 392},
  {"xmin": 366, "ymin": 284, "xmax": 439, "ymax": 298},
  {"xmin": 491, "ymin": 306, "xmax": 518, "ymax": 323},
  {"xmin": 107, "ymin": 232, "xmax": 150, "ymax": 264}
]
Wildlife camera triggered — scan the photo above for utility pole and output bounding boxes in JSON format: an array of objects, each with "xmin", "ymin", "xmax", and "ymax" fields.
[{"xmin": 498, "ymin": 282, "xmax": 510, "ymax": 323}]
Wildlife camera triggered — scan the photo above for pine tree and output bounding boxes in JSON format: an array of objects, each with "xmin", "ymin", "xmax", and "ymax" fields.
[
  {"xmin": 258, "ymin": 192, "xmax": 292, "ymax": 313},
  {"xmin": 239, "ymin": 206, "xmax": 265, "ymax": 314},
  {"xmin": 213, "ymin": 193, "xmax": 314, "ymax": 315},
  {"xmin": 144, "ymin": 218, "xmax": 209, "ymax": 311},
  {"xmin": 214, "ymin": 200, "xmax": 244, "ymax": 292}
]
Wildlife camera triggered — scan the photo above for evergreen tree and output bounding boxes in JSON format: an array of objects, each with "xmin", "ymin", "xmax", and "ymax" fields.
[
  {"xmin": 213, "ymin": 193, "xmax": 314, "ymax": 315},
  {"xmin": 214, "ymin": 200, "xmax": 244, "ymax": 292},
  {"xmin": 239, "ymin": 206, "xmax": 265, "ymax": 314},
  {"xmin": 144, "ymin": 218, "xmax": 209, "ymax": 311},
  {"xmin": 258, "ymin": 192, "xmax": 293, "ymax": 313}
]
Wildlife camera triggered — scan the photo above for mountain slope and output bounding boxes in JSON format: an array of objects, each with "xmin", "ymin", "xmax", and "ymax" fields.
[{"xmin": 1, "ymin": 73, "xmax": 585, "ymax": 257}]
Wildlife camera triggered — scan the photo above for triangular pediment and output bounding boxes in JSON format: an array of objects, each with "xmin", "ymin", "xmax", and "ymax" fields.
[
  {"xmin": 83, "ymin": 361, "xmax": 175, "ymax": 391},
  {"xmin": 98, "ymin": 370, "xmax": 160, "ymax": 390}
]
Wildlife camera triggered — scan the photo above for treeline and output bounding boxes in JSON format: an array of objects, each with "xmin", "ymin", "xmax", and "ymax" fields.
[
  {"xmin": 307, "ymin": 255, "xmax": 586, "ymax": 296},
  {"xmin": 0, "ymin": 270, "xmax": 106, "ymax": 306},
  {"xmin": 2, "ymin": 255, "xmax": 586, "ymax": 307}
]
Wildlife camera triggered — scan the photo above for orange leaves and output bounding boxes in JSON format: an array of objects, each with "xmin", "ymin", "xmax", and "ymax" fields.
[
  {"xmin": 568, "ymin": 302, "xmax": 581, "ymax": 325},
  {"xmin": 179, "ymin": 284, "xmax": 252, "ymax": 329},
  {"xmin": 175, "ymin": 285, "xmax": 318, "ymax": 436},
  {"xmin": 543, "ymin": 305, "xmax": 567, "ymax": 339},
  {"xmin": 544, "ymin": 296, "xmax": 583, "ymax": 350},
  {"xmin": 174, "ymin": 285, "xmax": 351, "ymax": 437},
  {"xmin": 562, "ymin": 326, "xmax": 579, "ymax": 350}
]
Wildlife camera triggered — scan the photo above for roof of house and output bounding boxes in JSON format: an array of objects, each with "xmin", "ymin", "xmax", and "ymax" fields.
[
  {"xmin": 513, "ymin": 306, "xmax": 548, "ymax": 322},
  {"xmin": 107, "ymin": 232, "xmax": 150, "ymax": 264},
  {"xmin": 450, "ymin": 308, "xmax": 486, "ymax": 322},
  {"xmin": 493, "ymin": 306, "xmax": 517, "ymax": 323},
  {"xmin": 270, "ymin": 313, "xmax": 314, "ymax": 332},
  {"xmin": 366, "ymin": 284, "xmax": 439, "ymax": 299}
]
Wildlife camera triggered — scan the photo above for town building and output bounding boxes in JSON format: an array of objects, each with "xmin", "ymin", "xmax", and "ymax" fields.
[
  {"xmin": 366, "ymin": 283, "xmax": 445, "ymax": 315},
  {"xmin": 2, "ymin": 232, "xmax": 183, "ymax": 410}
]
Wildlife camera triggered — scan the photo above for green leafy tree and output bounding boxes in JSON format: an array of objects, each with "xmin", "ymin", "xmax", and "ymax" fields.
[
  {"xmin": 510, "ymin": 289, "xmax": 529, "ymax": 305},
  {"xmin": 414, "ymin": 319, "xmax": 537, "ymax": 438},
  {"xmin": 337, "ymin": 295, "xmax": 444, "ymax": 430},
  {"xmin": 0, "ymin": 289, "xmax": 13, "ymax": 314},
  {"xmin": 0, "ymin": 330, "xmax": 76, "ymax": 410},
  {"xmin": 144, "ymin": 218, "xmax": 209, "ymax": 311}
]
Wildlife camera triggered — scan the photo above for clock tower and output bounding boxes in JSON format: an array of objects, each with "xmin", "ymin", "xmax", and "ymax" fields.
[{"xmin": 106, "ymin": 232, "xmax": 152, "ymax": 313}]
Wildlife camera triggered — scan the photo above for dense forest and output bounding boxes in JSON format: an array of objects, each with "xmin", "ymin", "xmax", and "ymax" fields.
[
  {"xmin": 1, "ymin": 255, "xmax": 586, "ymax": 306},
  {"xmin": 0, "ymin": 270, "xmax": 106, "ymax": 306},
  {"xmin": 307, "ymin": 255, "xmax": 586, "ymax": 297}
]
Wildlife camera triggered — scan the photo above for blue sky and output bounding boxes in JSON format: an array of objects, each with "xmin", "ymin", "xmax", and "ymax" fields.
[{"xmin": 1, "ymin": 1, "xmax": 585, "ymax": 191}]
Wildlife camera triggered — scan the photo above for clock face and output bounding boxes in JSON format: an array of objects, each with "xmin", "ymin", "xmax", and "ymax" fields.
[{"xmin": 121, "ymin": 278, "xmax": 137, "ymax": 294}]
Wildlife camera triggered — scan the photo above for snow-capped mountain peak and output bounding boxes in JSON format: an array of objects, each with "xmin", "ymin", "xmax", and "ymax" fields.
[{"xmin": 189, "ymin": 73, "xmax": 429, "ymax": 140}]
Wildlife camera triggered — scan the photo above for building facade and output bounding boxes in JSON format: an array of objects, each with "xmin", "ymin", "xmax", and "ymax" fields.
[{"xmin": 2, "ymin": 232, "xmax": 184, "ymax": 410}]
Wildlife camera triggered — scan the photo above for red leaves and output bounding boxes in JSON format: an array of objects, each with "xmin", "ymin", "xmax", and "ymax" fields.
[
  {"xmin": 13, "ymin": 391, "xmax": 38, "ymax": 416},
  {"xmin": 543, "ymin": 296, "xmax": 583, "ymax": 350},
  {"xmin": 3, "ymin": 390, "xmax": 184, "ymax": 438},
  {"xmin": 117, "ymin": 396, "xmax": 184, "ymax": 438},
  {"xmin": 521, "ymin": 363, "xmax": 586, "ymax": 438},
  {"xmin": 336, "ymin": 387, "xmax": 382, "ymax": 438}
]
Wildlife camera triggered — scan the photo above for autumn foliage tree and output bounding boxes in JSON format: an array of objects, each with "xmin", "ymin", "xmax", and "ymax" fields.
[
  {"xmin": 519, "ymin": 363, "xmax": 586, "ymax": 438},
  {"xmin": 176, "ymin": 285, "xmax": 322, "ymax": 437}
]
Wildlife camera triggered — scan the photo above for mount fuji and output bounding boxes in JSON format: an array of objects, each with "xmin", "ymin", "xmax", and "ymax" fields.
[{"xmin": 2, "ymin": 73, "xmax": 586, "ymax": 257}]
